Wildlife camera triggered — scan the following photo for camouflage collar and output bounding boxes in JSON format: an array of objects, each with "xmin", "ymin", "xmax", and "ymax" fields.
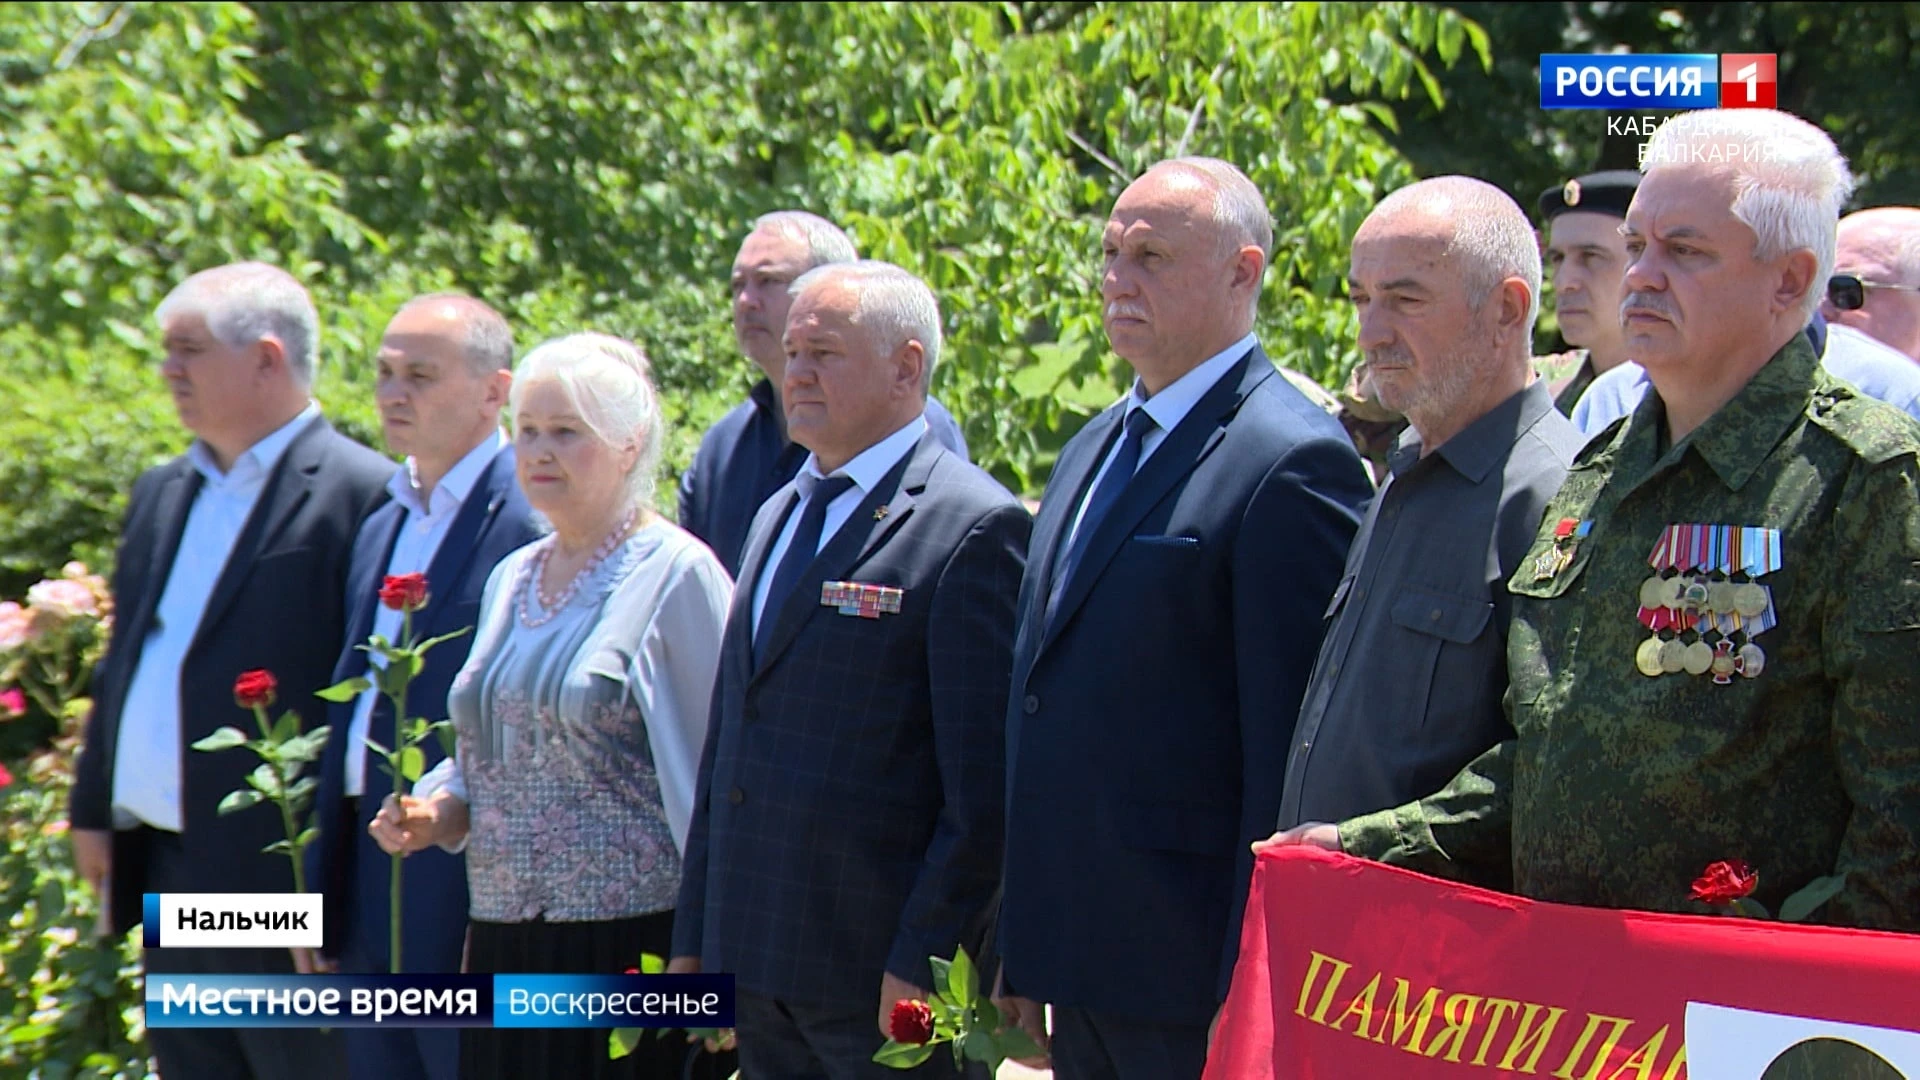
[{"xmin": 1616, "ymin": 334, "xmax": 1818, "ymax": 494}]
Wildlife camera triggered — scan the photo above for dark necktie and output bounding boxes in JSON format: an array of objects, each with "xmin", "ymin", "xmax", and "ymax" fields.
[
  {"xmin": 754, "ymin": 473, "xmax": 856, "ymax": 661},
  {"xmin": 1048, "ymin": 406, "xmax": 1158, "ymax": 622}
]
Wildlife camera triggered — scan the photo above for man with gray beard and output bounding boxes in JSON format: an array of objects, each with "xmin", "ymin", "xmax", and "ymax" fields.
[{"xmin": 1262, "ymin": 177, "xmax": 1585, "ymax": 889}]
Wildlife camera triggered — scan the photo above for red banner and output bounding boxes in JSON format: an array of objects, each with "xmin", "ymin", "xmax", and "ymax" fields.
[{"xmin": 1205, "ymin": 847, "xmax": 1920, "ymax": 1080}]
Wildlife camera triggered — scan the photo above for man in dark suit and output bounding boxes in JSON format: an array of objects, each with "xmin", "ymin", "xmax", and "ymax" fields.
[
  {"xmin": 301, "ymin": 295, "xmax": 540, "ymax": 1080},
  {"xmin": 68, "ymin": 261, "xmax": 393, "ymax": 1080},
  {"xmin": 671, "ymin": 260, "xmax": 1029, "ymax": 1078},
  {"xmin": 679, "ymin": 210, "xmax": 969, "ymax": 576},
  {"xmin": 994, "ymin": 159, "xmax": 1372, "ymax": 1079}
]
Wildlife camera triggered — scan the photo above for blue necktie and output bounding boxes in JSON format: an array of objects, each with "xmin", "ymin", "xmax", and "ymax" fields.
[
  {"xmin": 755, "ymin": 473, "xmax": 856, "ymax": 662},
  {"xmin": 1048, "ymin": 407, "xmax": 1158, "ymax": 622}
]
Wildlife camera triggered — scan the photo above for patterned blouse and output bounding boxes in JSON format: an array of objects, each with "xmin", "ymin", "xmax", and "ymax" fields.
[{"xmin": 421, "ymin": 520, "xmax": 732, "ymax": 923}]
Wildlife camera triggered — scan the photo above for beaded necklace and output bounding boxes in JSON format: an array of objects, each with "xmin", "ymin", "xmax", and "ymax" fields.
[{"xmin": 518, "ymin": 506, "xmax": 639, "ymax": 628}]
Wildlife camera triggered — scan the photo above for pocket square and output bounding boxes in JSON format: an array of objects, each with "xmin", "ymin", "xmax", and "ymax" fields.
[
  {"xmin": 1131, "ymin": 534, "xmax": 1200, "ymax": 547},
  {"xmin": 821, "ymin": 580, "xmax": 904, "ymax": 618}
]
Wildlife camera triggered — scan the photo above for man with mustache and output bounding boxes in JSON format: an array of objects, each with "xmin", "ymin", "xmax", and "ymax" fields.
[
  {"xmin": 1535, "ymin": 170, "xmax": 1640, "ymax": 415},
  {"xmin": 1269, "ymin": 110, "xmax": 1920, "ymax": 932},
  {"xmin": 996, "ymin": 157, "xmax": 1369, "ymax": 1078},
  {"xmin": 1262, "ymin": 177, "xmax": 1585, "ymax": 889},
  {"xmin": 679, "ymin": 211, "xmax": 968, "ymax": 576}
]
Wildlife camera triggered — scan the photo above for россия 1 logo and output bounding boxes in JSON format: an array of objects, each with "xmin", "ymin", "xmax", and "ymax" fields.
[{"xmin": 1540, "ymin": 54, "xmax": 1777, "ymax": 110}]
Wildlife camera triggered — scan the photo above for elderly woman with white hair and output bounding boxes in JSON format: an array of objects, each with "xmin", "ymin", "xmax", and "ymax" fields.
[{"xmin": 371, "ymin": 332, "xmax": 733, "ymax": 1079}]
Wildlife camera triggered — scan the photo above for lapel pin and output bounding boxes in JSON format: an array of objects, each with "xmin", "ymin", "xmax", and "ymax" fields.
[{"xmin": 874, "ymin": 506, "xmax": 890, "ymax": 521}]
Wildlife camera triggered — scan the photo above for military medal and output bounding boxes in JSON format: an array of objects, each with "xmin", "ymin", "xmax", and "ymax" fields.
[
  {"xmin": 1737, "ymin": 642, "xmax": 1766, "ymax": 678},
  {"xmin": 1682, "ymin": 640, "xmax": 1714, "ymax": 675},
  {"xmin": 1710, "ymin": 640, "xmax": 1739, "ymax": 684},
  {"xmin": 1635, "ymin": 636, "xmax": 1666, "ymax": 676},
  {"xmin": 1658, "ymin": 639, "xmax": 1688, "ymax": 673},
  {"xmin": 1535, "ymin": 517, "xmax": 1592, "ymax": 581},
  {"xmin": 1733, "ymin": 583, "xmax": 1769, "ymax": 617}
]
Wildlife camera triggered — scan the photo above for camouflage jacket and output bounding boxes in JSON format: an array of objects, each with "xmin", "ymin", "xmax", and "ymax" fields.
[
  {"xmin": 1535, "ymin": 348, "xmax": 1597, "ymax": 417},
  {"xmin": 1341, "ymin": 335, "xmax": 1920, "ymax": 930}
]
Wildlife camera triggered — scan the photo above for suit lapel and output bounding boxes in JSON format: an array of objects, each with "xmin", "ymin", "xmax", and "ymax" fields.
[
  {"xmin": 192, "ymin": 416, "xmax": 326, "ymax": 653},
  {"xmin": 1028, "ymin": 407, "xmax": 1121, "ymax": 624},
  {"xmin": 1041, "ymin": 349, "xmax": 1270, "ymax": 652},
  {"xmin": 417, "ymin": 448, "xmax": 515, "ymax": 639},
  {"xmin": 750, "ymin": 432, "xmax": 938, "ymax": 678},
  {"xmin": 125, "ymin": 463, "xmax": 205, "ymax": 647}
]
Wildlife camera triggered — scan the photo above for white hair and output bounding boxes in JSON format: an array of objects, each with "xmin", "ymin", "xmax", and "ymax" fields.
[
  {"xmin": 1147, "ymin": 158, "xmax": 1274, "ymax": 321},
  {"xmin": 1372, "ymin": 176, "xmax": 1544, "ymax": 337},
  {"xmin": 394, "ymin": 293, "xmax": 515, "ymax": 376},
  {"xmin": 1641, "ymin": 109, "xmax": 1855, "ymax": 321},
  {"xmin": 510, "ymin": 332, "xmax": 664, "ymax": 510},
  {"xmin": 753, "ymin": 210, "xmax": 858, "ymax": 270},
  {"xmin": 155, "ymin": 262, "xmax": 321, "ymax": 385},
  {"xmin": 788, "ymin": 260, "xmax": 943, "ymax": 395}
]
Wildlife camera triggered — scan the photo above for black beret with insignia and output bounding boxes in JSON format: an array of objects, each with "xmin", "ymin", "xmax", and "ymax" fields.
[{"xmin": 1538, "ymin": 169, "xmax": 1641, "ymax": 222}]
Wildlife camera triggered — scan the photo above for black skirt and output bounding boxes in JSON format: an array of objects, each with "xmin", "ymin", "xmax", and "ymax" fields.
[{"xmin": 462, "ymin": 911, "xmax": 738, "ymax": 1080}]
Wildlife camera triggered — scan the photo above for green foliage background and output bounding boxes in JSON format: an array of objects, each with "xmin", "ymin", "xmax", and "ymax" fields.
[{"xmin": 1, "ymin": 4, "xmax": 1916, "ymax": 1072}]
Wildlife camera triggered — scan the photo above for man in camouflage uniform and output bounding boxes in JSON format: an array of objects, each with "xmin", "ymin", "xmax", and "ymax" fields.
[
  {"xmin": 1535, "ymin": 170, "xmax": 1640, "ymax": 415},
  {"xmin": 1266, "ymin": 109, "xmax": 1920, "ymax": 931}
]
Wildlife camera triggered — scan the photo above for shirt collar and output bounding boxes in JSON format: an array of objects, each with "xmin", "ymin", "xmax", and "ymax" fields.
[
  {"xmin": 1125, "ymin": 333, "xmax": 1256, "ymax": 433},
  {"xmin": 799, "ymin": 415, "xmax": 929, "ymax": 497},
  {"xmin": 188, "ymin": 401, "xmax": 320, "ymax": 485},
  {"xmin": 1621, "ymin": 333, "xmax": 1818, "ymax": 494},
  {"xmin": 391, "ymin": 428, "xmax": 506, "ymax": 517},
  {"xmin": 1390, "ymin": 379, "xmax": 1558, "ymax": 485}
]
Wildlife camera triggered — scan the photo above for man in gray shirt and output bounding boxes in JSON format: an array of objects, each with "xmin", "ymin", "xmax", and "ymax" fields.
[{"xmin": 1267, "ymin": 177, "xmax": 1586, "ymax": 888}]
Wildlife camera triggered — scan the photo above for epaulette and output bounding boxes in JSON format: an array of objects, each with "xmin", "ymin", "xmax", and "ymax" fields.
[{"xmin": 1807, "ymin": 378, "xmax": 1920, "ymax": 467}]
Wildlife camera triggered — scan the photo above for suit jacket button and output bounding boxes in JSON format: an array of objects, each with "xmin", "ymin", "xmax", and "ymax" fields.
[
  {"xmin": 1023, "ymin": 694, "xmax": 1040, "ymax": 715},
  {"xmin": 728, "ymin": 787, "xmax": 745, "ymax": 806}
]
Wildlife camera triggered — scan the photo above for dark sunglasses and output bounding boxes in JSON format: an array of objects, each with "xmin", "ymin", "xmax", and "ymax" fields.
[{"xmin": 1827, "ymin": 273, "xmax": 1920, "ymax": 312}]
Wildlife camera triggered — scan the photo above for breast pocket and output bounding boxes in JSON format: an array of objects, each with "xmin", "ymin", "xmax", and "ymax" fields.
[
  {"xmin": 1388, "ymin": 587, "xmax": 1493, "ymax": 725},
  {"xmin": 1505, "ymin": 536, "xmax": 1596, "ymax": 706}
]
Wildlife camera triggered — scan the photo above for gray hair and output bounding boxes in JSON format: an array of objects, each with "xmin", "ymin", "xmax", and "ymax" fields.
[
  {"xmin": 1641, "ymin": 109, "xmax": 1855, "ymax": 321},
  {"xmin": 1370, "ymin": 176, "xmax": 1543, "ymax": 337},
  {"xmin": 752, "ymin": 210, "xmax": 858, "ymax": 271},
  {"xmin": 789, "ymin": 260, "xmax": 942, "ymax": 395},
  {"xmin": 1147, "ymin": 157, "xmax": 1275, "ymax": 320},
  {"xmin": 510, "ymin": 332, "xmax": 664, "ymax": 511},
  {"xmin": 394, "ymin": 293, "xmax": 515, "ymax": 376},
  {"xmin": 155, "ymin": 262, "xmax": 321, "ymax": 386}
]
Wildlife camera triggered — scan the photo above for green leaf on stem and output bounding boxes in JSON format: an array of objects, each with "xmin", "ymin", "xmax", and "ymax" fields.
[
  {"xmin": 315, "ymin": 676, "xmax": 373, "ymax": 702},
  {"xmin": 399, "ymin": 746, "xmax": 426, "ymax": 782},
  {"xmin": 639, "ymin": 953, "xmax": 666, "ymax": 974},
  {"xmin": 416, "ymin": 627, "xmax": 472, "ymax": 652},
  {"xmin": 217, "ymin": 789, "xmax": 265, "ymax": 815},
  {"xmin": 402, "ymin": 651, "xmax": 424, "ymax": 680},
  {"xmin": 947, "ymin": 946, "xmax": 976, "ymax": 1008},
  {"xmin": 191, "ymin": 726, "xmax": 250, "ymax": 753},
  {"xmin": 873, "ymin": 1041, "xmax": 937, "ymax": 1067},
  {"xmin": 1779, "ymin": 874, "xmax": 1847, "ymax": 923},
  {"xmin": 609, "ymin": 1027, "xmax": 643, "ymax": 1058},
  {"xmin": 974, "ymin": 996, "xmax": 1000, "ymax": 1033},
  {"xmin": 285, "ymin": 777, "xmax": 319, "ymax": 805},
  {"xmin": 435, "ymin": 723, "xmax": 457, "ymax": 760},
  {"xmin": 364, "ymin": 736, "xmax": 393, "ymax": 759},
  {"xmin": 246, "ymin": 764, "xmax": 283, "ymax": 797},
  {"xmin": 995, "ymin": 1023, "xmax": 1045, "ymax": 1059},
  {"xmin": 1731, "ymin": 897, "xmax": 1772, "ymax": 919},
  {"xmin": 295, "ymin": 827, "xmax": 319, "ymax": 848},
  {"xmin": 270, "ymin": 709, "xmax": 299, "ymax": 745},
  {"xmin": 929, "ymin": 956, "xmax": 953, "ymax": 995}
]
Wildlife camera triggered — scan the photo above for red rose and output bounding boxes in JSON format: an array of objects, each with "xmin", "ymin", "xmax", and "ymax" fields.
[
  {"xmin": 0, "ymin": 760, "xmax": 12, "ymax": 789},
  {"xmin": 887, "ymin": 998, "xmax": 935, "ymax": 1045},
  {"xmin": 379, "ymin": 572, "xmax": 430, "ymax": 613},
  {"xmin": 623, "ymin": 967, "xmax": 639, "ymax": 975},
  {"xmin": 1691, "ymin": 859, "xmax": 1759, "ymax": 905},
  {"xmin": 0, "ymin": 688, "xmax": 24, "ymax": 718},
  {"xmin": 234, "ymin": 669, "xmax": 278, "ymax": 710}
]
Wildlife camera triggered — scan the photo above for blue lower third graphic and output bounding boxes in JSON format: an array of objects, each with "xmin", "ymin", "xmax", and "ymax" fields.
[
  {"xmin": 144, "ymin": 973, "xmax": 735, "ymax": 1028},
  {"xmin": 1539, "ymin": 54, "xmax": 1719, "ymax": 109}
]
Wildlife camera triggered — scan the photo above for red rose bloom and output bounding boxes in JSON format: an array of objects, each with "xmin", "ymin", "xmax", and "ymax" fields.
[
  {"xmin": 0, "ymin": 687, "xmax": 25, "ymax": 718},
  {"xmin": 1691, "ymin": 859, "xmax": 1759, "ymax": 905},
  {"xmin": 887, "ymin": 999, "xmax": 935, "ymax": 1045},
  {"xmin": 0, "ymin": 760, "xmax": 12, "ymax": 789},
  {"xmin": 380, "ymin": 572, "xmax": 430, "ymax": 613},
  {"xmin": 234, "ymin": 669, "xmax": 278, "ymax": 710}
]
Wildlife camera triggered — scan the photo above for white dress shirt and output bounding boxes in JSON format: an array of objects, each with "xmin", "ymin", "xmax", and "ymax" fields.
[
  {"xmin": 1062, "ymin": 333, "xmax": 1255, "ymax": 550},
  {"xmin": 750, "ymin": 415, "xmax": 929, "ymax": 636},
  {"xmin": 111, "ymin": 403, "xmax": 321, "ymax": 832},
  {"xmin": 344, "ymin": 430, "xmax": 506, "ymax": 797}
]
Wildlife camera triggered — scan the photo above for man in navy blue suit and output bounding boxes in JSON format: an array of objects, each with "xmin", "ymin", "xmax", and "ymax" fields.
[
  {"xmin": 994, "ymin": 159, "xmax": 1371, "ymax": 1079},
  {"xmin": 672, "ymin": 261, "xmax": 1029, "ymax": 1078},
  {"xmin": 304, "ymin": 294, "xmax": 541, "ymax": 1080},
  {"xmin": 679, "ymin": 211, "xmax": 969, "ymax": 575}
]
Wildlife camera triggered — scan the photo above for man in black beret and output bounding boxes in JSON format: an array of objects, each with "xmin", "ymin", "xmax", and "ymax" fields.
[{"xmin": 1535, "ymin": 169, "xmax": 1639, "ymax": 413}]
